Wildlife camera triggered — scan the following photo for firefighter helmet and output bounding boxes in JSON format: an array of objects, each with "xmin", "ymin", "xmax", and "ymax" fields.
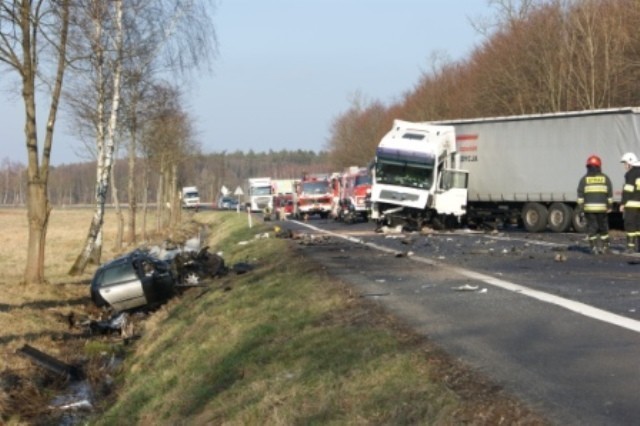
[
  {"xmin": 620, "ymin": 152, "xmax": 638, "ymax": 165},
  {"xmin": 586, "ymin": 155, "xmax": 601, "ymax": 168}
]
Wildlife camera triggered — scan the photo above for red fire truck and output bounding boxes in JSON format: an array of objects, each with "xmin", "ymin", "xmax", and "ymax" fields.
[
  {"xmin": 294, "ymin": 173, "xmax": 333, "ymax": 219},
  {"xmin": 334, "ymin": 166, "xmax": 372, "ymax": 223}
]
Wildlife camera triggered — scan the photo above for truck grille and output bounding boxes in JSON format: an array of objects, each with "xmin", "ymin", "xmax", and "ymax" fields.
[{"xmin": 379, "ymin": 190, "xmax": 419, "ymax": 202}]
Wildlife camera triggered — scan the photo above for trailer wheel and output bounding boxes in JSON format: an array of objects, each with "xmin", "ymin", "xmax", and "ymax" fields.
[
  {"xmin": 547, "ymin": 203, "xmax": 573, "ymax": 233},
  {"xmin": 522, "ymin": 202, "xmax": 548, "ymax": 232},
  {"xmin": 571, "ymin": 207, "xmax": 588, "ymax": 233}
]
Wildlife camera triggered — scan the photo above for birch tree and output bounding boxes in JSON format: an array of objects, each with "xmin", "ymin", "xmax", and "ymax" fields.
[
  {"xmin": 67, "ymin": 0, "xmax": 216, "ymax": 274},
  {"xmin": 119, "ymin": 0, "xmax": 216, "ymax": 245},
  {"xmin": 0, "ymin": 0, "xmax": 71, "ymax": 285},
  {"xmin": 68, "ymin": 0, "xmax": 124, "ymax": 275}
]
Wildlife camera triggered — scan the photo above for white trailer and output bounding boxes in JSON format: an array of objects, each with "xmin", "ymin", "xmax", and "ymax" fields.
[
  {"xmin": 272, "ymin": 179, "xmax": 296, "ymax": 195},
  {"xmin": 433, "ymin": 107, "xmax": 640, "ymax": 232}
]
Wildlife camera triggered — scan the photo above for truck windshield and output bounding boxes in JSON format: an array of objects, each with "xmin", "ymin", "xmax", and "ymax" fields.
[
  {"xmin": 251, "ymin": 186, "xmax": 272, "ymax": 196},
  {"xmin": 302, "ymin": 181, "xmax": 329, "ymax": 194},
  {"xmin": 375, "ymin": 157, "xmax": 434, "ymax": 189}
]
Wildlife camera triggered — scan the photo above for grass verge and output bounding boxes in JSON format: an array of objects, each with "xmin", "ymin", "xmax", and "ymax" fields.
[{"xmin": 91, "ymin": 211, "xmax": 546, "ymax": 425}]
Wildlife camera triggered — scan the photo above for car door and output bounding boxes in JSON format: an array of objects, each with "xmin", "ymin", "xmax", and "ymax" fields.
[{"xmin": 98, "ymin": 261, "xmax": 148, "ymax": 311}]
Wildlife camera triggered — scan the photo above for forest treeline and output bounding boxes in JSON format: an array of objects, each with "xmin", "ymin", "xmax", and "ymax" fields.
[
  {"xmin": 0, "ymin": 150, "xmax": 329, "ymax": 206},
  {"xmin": 4, "ymin": 0, "xmax": 640, "ymax": 207},
  {"xmin": 328, "ymin": 0, "xmax": 640, "ymax": 168}
]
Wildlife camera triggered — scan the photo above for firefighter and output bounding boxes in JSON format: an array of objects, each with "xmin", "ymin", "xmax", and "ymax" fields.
[
  {"xmin": 577, "ymin": 155, "xmax": 613, "ymax": 254},
  {"xmin": 620, "ymin": 152, "xmax": 640, "ymax": 253}
]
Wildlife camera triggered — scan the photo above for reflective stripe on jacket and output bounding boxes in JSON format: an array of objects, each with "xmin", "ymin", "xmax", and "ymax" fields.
[
  {"xmin": 577, "ymin": 172, "xmax": 613, "ymax": 213},
  {"xmin": 622, "ymin": 166, "xmax": 640, "ymax": 209}
]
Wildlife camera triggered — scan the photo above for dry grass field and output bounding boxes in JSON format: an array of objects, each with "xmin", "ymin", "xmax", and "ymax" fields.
[{"xmin": 0, "ymin": 207, "xmax": 171, "ymax": 421}]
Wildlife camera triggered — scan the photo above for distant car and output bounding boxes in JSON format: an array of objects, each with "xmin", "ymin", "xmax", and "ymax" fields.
[
  {"xmin": 90, "ymin": 250, "xmax": 177, "ymax": 312},
  {"xmin": 217, "ymin": 196, "xmax": 239, "ymax": 210}
]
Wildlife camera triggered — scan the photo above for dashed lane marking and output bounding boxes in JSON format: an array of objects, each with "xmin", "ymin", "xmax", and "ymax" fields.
[{"xmin": 295, "ymin": 221, "xmax": 640, "ymax": 334}]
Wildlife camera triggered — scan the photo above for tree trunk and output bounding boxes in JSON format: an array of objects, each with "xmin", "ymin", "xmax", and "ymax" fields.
[
  {"xmin": 127, "ymin": 128, "xmax": 137, "ymax": 244},
  {"xmin": 69, "ymin": 201, "xmax": 105, "ymax": 275},
  {"xmin": 69, "ymin": 0, "xmax": 124, "ymax": 275},
  {"xmin": 141, "ymin": 163, "xmax": 149, "ymax": 241},
  {"xmin": 24, "ymin": 182, "xmax": 51, "ymax": 285},
  {"xmin": 111, "ymin": 154, "xmax": 124, "ymax": 250},
  {"xmin": 20, "ymin": 1, "xmax": 70, "ymax": 285},
  {"xmin": 170, "ymin": 162, "xmax": 179, "ymax": 228},
  {"xmin": 156, "ymin": 168, "xmax": 163, "ymax": 232}
]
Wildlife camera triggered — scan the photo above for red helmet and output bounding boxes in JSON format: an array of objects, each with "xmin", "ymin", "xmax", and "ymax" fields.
[{"xmin": 586, "ymin": 155, "xmax": 601, "ymax": 168}]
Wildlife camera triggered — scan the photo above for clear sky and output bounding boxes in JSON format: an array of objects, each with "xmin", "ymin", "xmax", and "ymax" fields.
[{"xmin": 0, "ymin": 0, "xmax": 491, "ymax": 165}]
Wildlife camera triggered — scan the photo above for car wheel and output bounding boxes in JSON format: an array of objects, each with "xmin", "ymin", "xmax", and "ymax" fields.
[{"xmin": 182, "ymin": 271, "xmax": 202, "ymax": 286}]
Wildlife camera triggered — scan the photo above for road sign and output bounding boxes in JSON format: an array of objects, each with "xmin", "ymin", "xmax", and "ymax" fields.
[{"xmin": 234, "ymin": 186, "xmax": 244, "ymax": 196}]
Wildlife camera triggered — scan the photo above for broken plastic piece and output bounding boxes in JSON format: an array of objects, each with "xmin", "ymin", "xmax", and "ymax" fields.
[{"xmin": 452, "ymin": 284, "xmax": 479, "ymax": 291}]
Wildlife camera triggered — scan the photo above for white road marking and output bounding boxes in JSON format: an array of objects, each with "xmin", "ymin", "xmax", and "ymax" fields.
[{"xmin": 295, "ymin": 221, "xmax": 640, "ymax": 334}]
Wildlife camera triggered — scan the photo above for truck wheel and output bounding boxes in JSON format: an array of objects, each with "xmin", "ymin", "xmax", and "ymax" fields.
[
  {"xmin": 571, "ymin": 207, "xmax": 588, "ymax": 233},
  {"xmin": 521, "ymin": 203, "xmax": 548, "ymax": 232},
  {"xmin": 547, "ymin": 203, "xmax": 573, "ymax": 233}
]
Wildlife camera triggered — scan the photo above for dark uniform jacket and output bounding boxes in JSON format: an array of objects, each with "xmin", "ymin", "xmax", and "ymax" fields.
[
  {"xmin": 622, "ymin": 166, "xmax": 640, "ymax": 209},
  {"xmin": 577, "ymin": 169, "xmax": 613, "ymax": 213}
]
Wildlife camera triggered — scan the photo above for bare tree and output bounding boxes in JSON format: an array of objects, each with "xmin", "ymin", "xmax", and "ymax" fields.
[
  {"xmin": 0, "ymin": 1, "xmax": 71, "ymax": 285},
  {"xmin": 120, "ymin": 0, "xmax": 217, "ymax": 244},
  {"xmin": 141, "ymin": 83, "xmax": 198, "ymax": 231},
  {"xmin": 68, "ymin": 0, "xmax": 124, "ymax": 275},
  {"xmin": 66, "ymin": 0, "xmax": 216, "ymax": 274},
  {"xmin": 327, "ymin": 93, "xmax": 389, "ymax": 169},
  {"xmin": 565, "ymin": 0, "xmax": 630, "ymax": 109}
]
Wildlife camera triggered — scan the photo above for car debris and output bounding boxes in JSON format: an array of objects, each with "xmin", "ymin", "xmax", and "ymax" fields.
[
  {"xmin": 50, "ymin": 381, "xmax": 93, "ymax": 412},
  {"xmin": 172, "ymin": 246, "xmax": 228, "ymax": 286},
  {"xmin": 360, "ymin": 292, "xmax": 391, "ymax": 298},
  {"xmin": 88, "ymin": 312, "xmax": 133, "ymax": 337},
  {"xmin": 452, "ymin": 284, "xmax": 481, "ymax": 292},
  {"xmin": 18, "ymin": 344, "xmax": 84, "ymax": 381},
  {"xmin": 554, "ymin": 253, "xmax": 568, "ymax": 262}
]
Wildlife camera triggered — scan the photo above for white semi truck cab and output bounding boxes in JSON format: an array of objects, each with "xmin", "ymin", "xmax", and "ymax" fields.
[
  {"xmin": 181, "ymin": 186, "xmax": 200, "ymax": 209},
  {"xmin": 369, "ymin": 120, "xmax": 469, "ymax": 230},
  {"xmin": 244, "ymin": 177, "xmax": 274, "ymax": 212}
]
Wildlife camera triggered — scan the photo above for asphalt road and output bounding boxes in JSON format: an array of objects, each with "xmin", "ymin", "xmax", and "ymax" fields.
[{"xmin": 280, "ymin": 216, "xmax": 640, "ymax": 425}]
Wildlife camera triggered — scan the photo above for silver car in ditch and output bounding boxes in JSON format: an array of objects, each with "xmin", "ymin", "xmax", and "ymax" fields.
[{"xmin": 90, "ymin": 250, "xmax": 176, "ymax": 312}]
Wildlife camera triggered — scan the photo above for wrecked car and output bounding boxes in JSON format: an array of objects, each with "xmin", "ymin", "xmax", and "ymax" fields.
[
  {"xmin": 90, "ymin": 246, "xmax": 229, "ymax": 311},
  {"xmin": 90, "ymin": 250, "xmax": 177, "ymax": 312}
]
